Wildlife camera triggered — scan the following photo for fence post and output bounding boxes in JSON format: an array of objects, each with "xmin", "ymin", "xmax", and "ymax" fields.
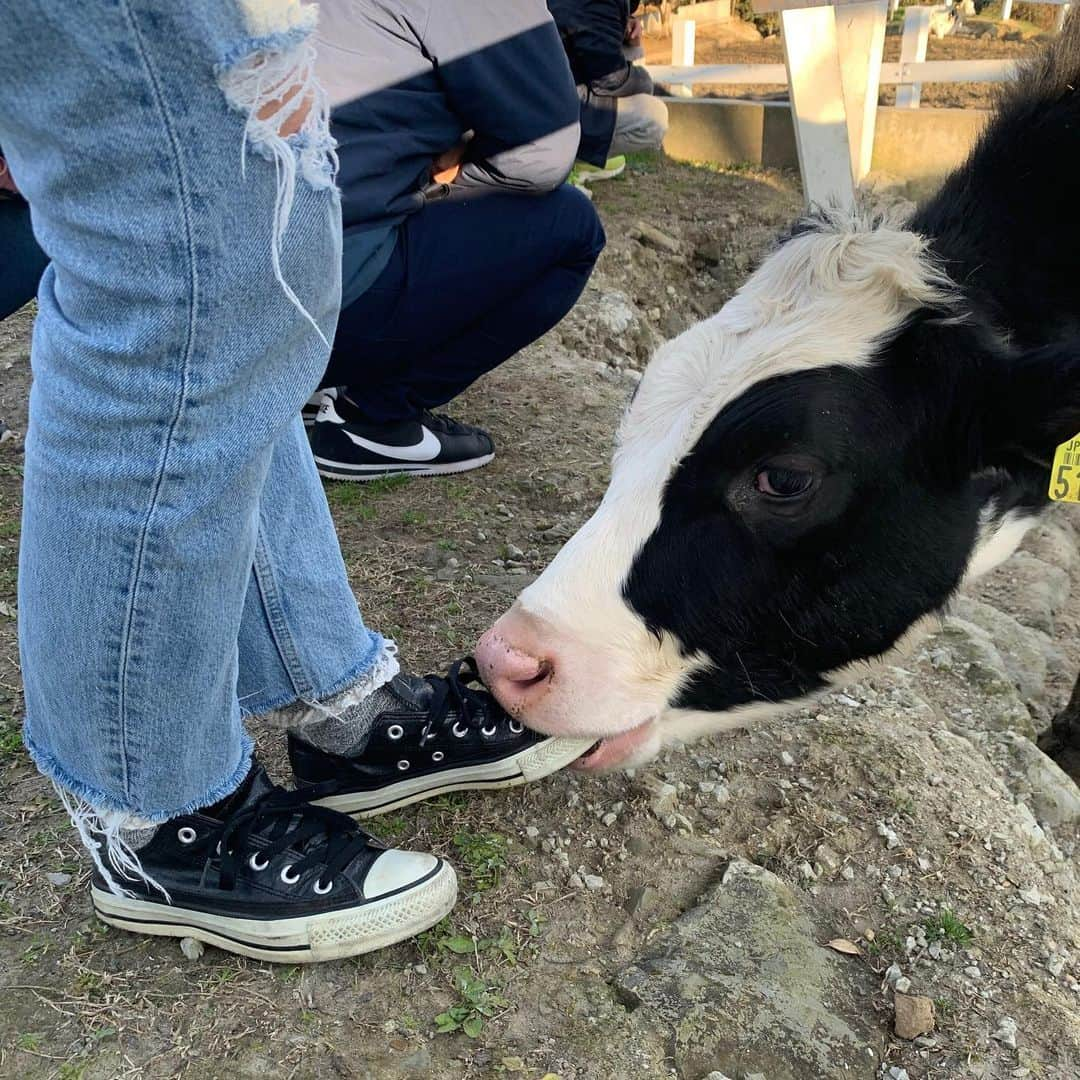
[
  {"xmin": 780, "ymin": 5, "xmax": 857, "ymax": 208},
  {"xmin": 835, "ymin": 1, "xmax": 888, "ymax": 181},
  {"xmin": 670, "ymin": 15, "xmax": 696, "ymax": 97},
  {"xmin": 1000, "ymin": 0, "xmax": 1014, "ymax": 18},
  {"xmin": 896, "ymin": 6, "xmax": 932, "ymax": 109},
  {"xmin": 1056, "ymin": 3, "xmax": 1070, "ymax": 32}
]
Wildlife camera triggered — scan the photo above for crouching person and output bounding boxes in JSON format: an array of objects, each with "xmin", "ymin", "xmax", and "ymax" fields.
[
  {"xmin": 307, "ymin": 0, "xmax": 607, "ymax": 481},
  {"xmin": 548, "ymin": 0, "xmax": 670, "ymax": 184}
]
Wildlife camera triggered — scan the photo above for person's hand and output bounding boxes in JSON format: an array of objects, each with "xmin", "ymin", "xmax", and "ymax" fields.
[
  {"xmin": 0, "ymin": 157, "xmax": 19, "ymax": 195},
  {"xmin": 432, "ymin": 141, "xmax": 467, "ymax": 185},
  {"xmin": 625, "ymin": 16, "xmax": 643, "ymax": 45}
]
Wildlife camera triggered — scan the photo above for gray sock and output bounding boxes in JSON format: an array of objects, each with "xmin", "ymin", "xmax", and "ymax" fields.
[{"xmin": 299, "ymin": 683, "xmax": 399, "ymax": 757}]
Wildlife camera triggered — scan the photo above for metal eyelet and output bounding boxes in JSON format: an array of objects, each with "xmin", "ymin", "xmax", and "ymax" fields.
[
  {"xmin": 509, "ymin": 720, "xmax": 524, "ymax": 734},
  {"xmin": 481, "ymin": 724, "xmax": 497, "ymax": 737},
  {"xmin": 280, "ymin": 864, "xmax": 300, "ymax": 885},
  {"xmin": 313, "ymin": 878, "xmax": 333, "ymax": 895},
  {"xmin": 432, "ymin": 751, "xmax": 445, "ymax": 763},
  {"xmin": 215, "ymin": 841, "xmax": 222, "ymax": 856},
  {"xmin": 387, "ymin": 724, "xmax": 405, "ymax": 740},
  {"xmin": 177, "ymin": 826, "xmax": 197, "ymax": 845},
  {"xmin": 397, "ymin": 759, "xmax": 410, "ymax": 771},
  {"xmin": 452, "ymin": 722, "xmax": 468, "ymax": 738},
  {"xmin": 249, "ymin": 852, "xmax": 269, "ymax": 871}
]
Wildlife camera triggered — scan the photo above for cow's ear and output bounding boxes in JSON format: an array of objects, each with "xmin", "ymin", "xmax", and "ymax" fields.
[{"xmin": 983, "ymin": 339, "xmax": 1080, "ymax": 468}]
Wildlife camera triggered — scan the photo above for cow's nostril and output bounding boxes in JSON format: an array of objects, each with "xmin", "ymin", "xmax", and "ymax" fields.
[{"xmin": 508, "ymin": 659, "xmax": 552, "ymax": 692}]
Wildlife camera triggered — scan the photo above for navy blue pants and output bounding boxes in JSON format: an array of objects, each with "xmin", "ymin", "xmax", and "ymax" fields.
[
  {"xmin": 0, "ymin": 198, "xmax": 48, "ymax": 320},
  {"xmin": 325, "ymin": 185, "xmax": 605, "ymax": 424}
]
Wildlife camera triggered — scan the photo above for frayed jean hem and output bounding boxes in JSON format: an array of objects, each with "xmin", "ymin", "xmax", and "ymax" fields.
[
  {"xmin": 243, "ymin": 632, "xmax": 399, "ymax": 726},
  {"xmin": 23, "ymin": 724, "xmax": 255, "ymax": 824}
]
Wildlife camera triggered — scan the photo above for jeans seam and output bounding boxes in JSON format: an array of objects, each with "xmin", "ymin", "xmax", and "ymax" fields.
[
  {"xmin": 251, "ymin": 525, "xmax": 314, "ymax": 701},
  {"xmin": 113, "ymin": 0, "xmax": 201, "ymax": 800}
]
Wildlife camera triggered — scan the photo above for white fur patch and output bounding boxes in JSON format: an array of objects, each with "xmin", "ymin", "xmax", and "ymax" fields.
[{"xmin": 963, "ymin": 505, "xmax": 1035, "ymax": 583}]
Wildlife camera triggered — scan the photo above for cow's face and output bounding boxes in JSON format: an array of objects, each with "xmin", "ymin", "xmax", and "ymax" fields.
[{"xmin": 477, "ymin": 210, "xmax": 1071, "ymax": 770}]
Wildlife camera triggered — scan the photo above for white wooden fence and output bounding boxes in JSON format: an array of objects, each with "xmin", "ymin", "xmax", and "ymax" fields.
[{"xmin": 646, "ymin": 0, "xmax": 1071, "ymax": 206}]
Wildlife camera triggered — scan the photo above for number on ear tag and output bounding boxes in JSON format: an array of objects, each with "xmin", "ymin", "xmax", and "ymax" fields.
[{"xmin": 1049, "ymin": 435, "xmax": 1080, "ymax": 502}]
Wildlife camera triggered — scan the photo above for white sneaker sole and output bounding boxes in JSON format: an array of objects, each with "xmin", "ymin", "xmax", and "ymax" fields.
[
  {"xmin": 312, "ymin": 736, "xmax": 596, "ymax": 818},
  {"xmin": 91, "ymin": 860, "xmax": 457, "ymax": 964},
  {"xmin": 315, "ymin": 453, "xmax": 494, "ymax": 482}
]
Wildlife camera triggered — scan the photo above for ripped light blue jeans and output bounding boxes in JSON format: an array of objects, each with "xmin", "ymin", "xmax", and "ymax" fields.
[{"xmin": 0, "ymin": 1, "xmax": 396, "ymax": 826}]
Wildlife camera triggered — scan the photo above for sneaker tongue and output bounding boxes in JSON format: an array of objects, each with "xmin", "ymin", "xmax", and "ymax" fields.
[
  {"xmin": 200, "ymin": 762, "xmax": 273, "ymax": 820},
  {"xmin": 389, "ymin": 671, "xmax": 436, "ymax": 709}
]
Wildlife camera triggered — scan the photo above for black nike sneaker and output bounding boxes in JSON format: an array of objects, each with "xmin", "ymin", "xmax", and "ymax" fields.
[
  {"xmin": 302, "ymin": 385, "xmax": 338, "ymax": 428},
  {"xmin": 288, "ymin": 659, "xmax": 594, "ymax": 817},
  {"xmin": 310, "ymin": 392, "xmax": 495, "ymax": 481},
  {"xmin": 90, "ymin": 763, "xmax": 457, "ymax": 963}
]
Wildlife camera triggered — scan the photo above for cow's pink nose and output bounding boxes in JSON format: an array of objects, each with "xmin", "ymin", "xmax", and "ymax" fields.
[{"xmin": 475, "ymin": 627, "xmax": 553, "ymax": 717}]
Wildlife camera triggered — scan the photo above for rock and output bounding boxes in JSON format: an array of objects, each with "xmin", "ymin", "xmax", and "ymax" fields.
[
  {"xmin": 45, "ymin": 872, "xmax": 71, "ymax": 887},
  {"xmin": 894, "ymin": 976, "xmax": 913, "ymax": 994},
  {"xmin": 990, "ymin": 732, "xmax": 1080, "ymax": 827},
  {"xmin": 950, "ymin": 597, "xmax": 1049, "ymax": 706},
  {"xmin": 612, "ymin": 860, "xmax": 881, "ymax": 1078},
  {"xmin": 923, "ymin": 618, "xmax": 1036, "ymax": 738},
  {"xmin": 180, "ymin": 937, "xmax": 205, "ymax": 961},
  {"xmin": 1020, "ymin": 520, "xmax": 1076, "ymax": 572},
  {"xmin": 584, "ymin": 873, "xmax": 605, "ymax": 891},
  {"xmin": 877, "ymin": 821, "xmax": 901, "ymax": 849},
  {"xmin": 894, "ymin": 993, "xmax": 936, "ymax": 1040},
  {"xmin": 626, "ymin": 885, "xmax": 661, "ymax": 917},
  {"xmin": 399, "ymin": 1046, "xmax": 433, "ymax": 1076},
  {"xmin": 814, "ymin": 844, "xmax": 842, "ymax": 873},
  {"xmin": 982, "ymin": 552, "xmax": 1069, "ymax": 635},
  {"xmin": 780, "ymin": 750, "xmax": 796, "ymax": 767},
  {"xmin": 992, "ymin": 1015, "xmax": 1019, "ymax": 1049},
  {"xmin": 632, "ymin": 221, "xmax": 680, "ymax": 255}
]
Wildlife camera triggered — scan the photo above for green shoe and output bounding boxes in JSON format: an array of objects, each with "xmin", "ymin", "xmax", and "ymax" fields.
[{"xmin": 568, "ymin": 155, "xmax": 627, "ymax": 196}]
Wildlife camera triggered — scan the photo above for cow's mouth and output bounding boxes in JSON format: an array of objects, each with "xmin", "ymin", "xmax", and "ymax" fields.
[{"xmin": 570, "ymin": 720, "xmax": 656, "ymax": 772}]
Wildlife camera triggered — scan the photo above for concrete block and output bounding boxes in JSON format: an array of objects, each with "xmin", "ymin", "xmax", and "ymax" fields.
[{"xmin": 662, "ymin": 97, "xmax": 990, "ymax": 189}]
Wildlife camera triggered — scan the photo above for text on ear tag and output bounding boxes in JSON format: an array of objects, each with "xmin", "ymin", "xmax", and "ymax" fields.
[{"xmin": 1049, "ymin": 434, "xmax": 1080, "ymax": 502}]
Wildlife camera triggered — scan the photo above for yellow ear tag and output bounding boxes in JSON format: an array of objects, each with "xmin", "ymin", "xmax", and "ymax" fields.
[{"xmin": 1049, "ymin": 435, "xmax": 1080, "ymax": 502}]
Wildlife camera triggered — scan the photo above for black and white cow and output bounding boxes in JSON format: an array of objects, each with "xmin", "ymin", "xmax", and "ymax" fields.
[{"xmin": 475, "ymin": 21, "xmax": 1080, "ymax": 771}]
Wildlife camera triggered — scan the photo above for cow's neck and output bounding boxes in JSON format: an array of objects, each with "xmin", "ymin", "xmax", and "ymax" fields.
[{"xmin": 912, "ymin": 72, "xmax": 1080, "ymax": 350}]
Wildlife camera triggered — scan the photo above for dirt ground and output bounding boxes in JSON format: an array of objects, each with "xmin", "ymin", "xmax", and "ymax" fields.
[
  {"xmin": 643, "ymin": 14, "xmax": 1044, "ymax": 109},
  {"xmin": 1, "ymin": 155, "xmax": 1078, "ymax": 1080}
]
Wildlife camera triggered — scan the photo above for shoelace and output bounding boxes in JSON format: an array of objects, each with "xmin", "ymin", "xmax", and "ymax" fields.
[
  {"xmin": 194, "ymin": 784, "xmax": 376, "ymax": 892},
  {"xmin": 418, "ymin": 657, "xmax": 522, "ymax": 746},
  {"xmin": 421, "ymin": 410, "xmax": 475, "ymax": 437}
]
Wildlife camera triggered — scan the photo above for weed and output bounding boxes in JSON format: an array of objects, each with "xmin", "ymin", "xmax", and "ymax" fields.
[
  {"xmin": 374, "ymin": 814, "xmax": 410, "ymax": 840},
  {"xmin": 452, "ymin": 830, "xmax": 508, "ymax": 892},
  {"xmin": 866, "ymin": 929, "xmax": 903, "ymax": 957},
  {"xmin": 16, "ymin": 1033, "xmax": 42, "ymax": 1051},
  {"xmin": 0, "ymin": 714, "xmax": 23, "ymax": 759},
  {"xmin": 923, "ymin": 908, "xmax": 973, "ymax": 947},
  {"xmin": 58, "ymin": 1062, "xmax": 87, "ymax": 1080},
  {"xmin": 402, "ymin": 509, "xmax": 426, "ymax": 526},
  {"xmin": 434, "ymin": 966, "xmax": 509, "ymax": 1038}
]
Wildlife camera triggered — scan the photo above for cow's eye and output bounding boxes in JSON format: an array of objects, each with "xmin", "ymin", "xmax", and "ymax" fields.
[{"xmin": 755, "ymin": 466, "xmax": 815, "ymax": 499}]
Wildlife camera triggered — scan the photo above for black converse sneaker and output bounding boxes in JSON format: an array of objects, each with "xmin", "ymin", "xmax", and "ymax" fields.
[
  {"xmin": 302, "ymin": 385, "xmax": 338, "ymax": 427},
  {"xmin": 310, "ymin": 392, "xmax": 494, "ymax": 481},
  {"xmin": 288, "ymin": 659, "xmax": 594, "ymax": 816},
  {"xmin": 89, "ymin": 763, "xmax": 457, "ymax": 963}
]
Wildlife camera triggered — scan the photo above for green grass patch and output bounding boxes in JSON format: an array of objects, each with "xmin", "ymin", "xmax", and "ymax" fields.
[
  {"xmin": 452, "ymin": 830, "xmax": 508, "ymax": 893},
  {"xmin": 434, "ymin": 966, "xmax": 509, "ymax": 1038},
  {"xmin": 923, "ymin": 907, "xmax": 974, "ymax": 948}
]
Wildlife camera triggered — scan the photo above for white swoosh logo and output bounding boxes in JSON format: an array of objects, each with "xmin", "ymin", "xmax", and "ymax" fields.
[{"xmin": 344, "ymin": 424, "xmax": 442, "ymax": 462}]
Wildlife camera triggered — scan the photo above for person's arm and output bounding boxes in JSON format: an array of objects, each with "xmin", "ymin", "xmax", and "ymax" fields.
[
  {"xmin": 422, "ymin": 0, "xmax": 581, "ymax": 199},
  {"xmin": 549, "ymin": 0, "xmax": 634, "ymax": 86}
]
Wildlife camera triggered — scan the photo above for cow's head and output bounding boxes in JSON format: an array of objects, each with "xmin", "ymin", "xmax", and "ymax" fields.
[{"xmin": 476, "ymin": 208, "xmax": 1080, "ymax": 770}]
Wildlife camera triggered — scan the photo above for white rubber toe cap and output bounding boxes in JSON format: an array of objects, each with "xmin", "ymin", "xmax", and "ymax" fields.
[{"xmin": 364, "ymin": 849, "xmax": 442, "ymax": 900}]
